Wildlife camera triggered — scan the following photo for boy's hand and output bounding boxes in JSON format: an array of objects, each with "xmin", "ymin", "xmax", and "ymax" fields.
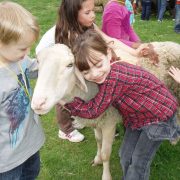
[{"xmin": 168, "ymin": 66, "xmax": 180, "ymax": 84}]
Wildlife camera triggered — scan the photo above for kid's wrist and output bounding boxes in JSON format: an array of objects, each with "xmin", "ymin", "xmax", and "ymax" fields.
[
  {"xmin": 64, "ymin": 97, "xmax": 83, "ymax": 115},
  {"xmin": 63, "ymin": 104, "xmax": 72, "ymax": 114}
]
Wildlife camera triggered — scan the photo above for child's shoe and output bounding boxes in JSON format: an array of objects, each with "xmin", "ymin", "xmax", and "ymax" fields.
[{"xmin": 58, "ymin": 129, "xmax": 84, "ymax": 142}]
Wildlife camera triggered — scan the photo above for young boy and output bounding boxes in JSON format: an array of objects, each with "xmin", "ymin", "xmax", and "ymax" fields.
[{"xmin": 0, "ymin": 2, "xmax": 45, "ymax": 179}]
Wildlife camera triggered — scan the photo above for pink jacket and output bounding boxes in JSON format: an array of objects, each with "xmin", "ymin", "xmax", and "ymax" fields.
[{"xmin": 102, "ymin": 1, "xmax": 140, "ymax": 47}]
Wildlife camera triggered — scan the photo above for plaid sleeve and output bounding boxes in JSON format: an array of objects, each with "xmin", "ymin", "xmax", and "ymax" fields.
[{"xmin": 65, "ymin": 75, "xmax": 118, "ymax": 119}]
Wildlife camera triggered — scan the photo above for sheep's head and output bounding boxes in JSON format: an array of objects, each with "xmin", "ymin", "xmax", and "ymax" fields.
[{"xmin": 31, "ymin": 44, "xmax": 87, "ymax": 114}]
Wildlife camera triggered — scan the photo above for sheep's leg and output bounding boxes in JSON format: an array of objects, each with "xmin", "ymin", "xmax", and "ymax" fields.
[
  {"xmin": 101, "ymin": 121, "xmax": 116, "ymax": 180},
  {"xmin": 92, "ymin": 127, "xmax": 103, "ymax": 166}
]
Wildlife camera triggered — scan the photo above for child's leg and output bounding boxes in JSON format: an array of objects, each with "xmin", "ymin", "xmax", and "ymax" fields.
[
  {"xmin": 56, "ymin": 104, "xmax": 74, "ymax": 134},
  {"xmin": 174, "ymin": 4, "xmax": 180, "ymax": 33},
  {"xmin": 56, "ymin": 104, "xmax": 84, "ymax": 142},
  {"xmin": 158, "ymin": 0, "xmax": 167, "ymax": 21},
  {"xmin": 141, "ymin": 2, "xmax": 146, "ymax": 20},
  {"xmin": 145, "ymin": 2, "xmax": 151, "ymax": 20},
  {"xmin": 0, "ymin": 151, "xmax": 40, "ymax": 180},
  {"xmin": 0, "ymin": 165, "xmax": 23, "ymax": 180},
  {"xmin": 120, "ymin": 128, "xmax": 162, "ymax": 180},
  {"xmin": 21, "ymin": 151, "xmax": 40, "ymax": 179},
  {"xmin": 119, "ymin": 127, "xmax": 141, "ymax": 178}
]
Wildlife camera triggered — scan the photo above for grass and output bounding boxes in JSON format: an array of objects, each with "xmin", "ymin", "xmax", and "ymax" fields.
[{"xmin": 11, "ymin": 1, "xmax": 180, "ymax": 180}]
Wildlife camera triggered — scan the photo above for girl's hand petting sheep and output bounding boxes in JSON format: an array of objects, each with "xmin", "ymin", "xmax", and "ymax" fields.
[
  {"xmin": 137, "ymin": 43, "xmax": 159, "ymax": 66},
  {"xmin": 168, "ymin": 66, "xmax": 180, "ymax": 84}
]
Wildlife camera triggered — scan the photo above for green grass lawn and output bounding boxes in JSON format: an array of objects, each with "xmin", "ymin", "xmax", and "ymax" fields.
[{"xmin": 11, "ymin": 1, "xmax": 180, "ymax": 179}]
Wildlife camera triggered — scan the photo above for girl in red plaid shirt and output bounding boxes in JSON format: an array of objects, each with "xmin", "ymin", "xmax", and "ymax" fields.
[{"xmin": 64, "ymin": 29, "xmax": 180, "ymax": 180}]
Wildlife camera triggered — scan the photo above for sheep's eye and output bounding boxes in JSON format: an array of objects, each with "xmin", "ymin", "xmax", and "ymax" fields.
[{"xmin": 67, "ymin": 63, "xmax": 73, "ymax": 68}]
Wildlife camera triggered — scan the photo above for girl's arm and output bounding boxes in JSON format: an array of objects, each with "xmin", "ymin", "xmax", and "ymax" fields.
[
  {"xmin": 64, "ymin": 75, "xmax": 119, "ymax": 119},
  {"xmin": 94, "ymin": 24, "xmax": 139, "ymax": 56},
  {"xmin": 168, "ymin": 66, "xmax": 180, "ymax": 84},
  {"xmin": 128, "ymin": 27, "xmax": 140, "ymax": 43}
]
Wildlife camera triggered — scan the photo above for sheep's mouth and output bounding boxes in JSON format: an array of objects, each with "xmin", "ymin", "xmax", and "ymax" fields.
[{"xmin": 33, "ymin": 109, "xmax": 51, "ymax": 115}]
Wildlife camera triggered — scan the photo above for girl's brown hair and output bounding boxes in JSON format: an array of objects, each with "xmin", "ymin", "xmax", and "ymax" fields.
[
  {"xmin": 55, "ymin": 0, "xmax": 93, "ymax": 48},
  {"xmin": 73, "ymin": 29, "xmax": 117, "ymax": 72}
]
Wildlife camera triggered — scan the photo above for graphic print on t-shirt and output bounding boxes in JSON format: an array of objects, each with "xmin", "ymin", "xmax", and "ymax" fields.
[{"xmin": 5, "ymin": 69, "xmax": 30, "ymax": 148}]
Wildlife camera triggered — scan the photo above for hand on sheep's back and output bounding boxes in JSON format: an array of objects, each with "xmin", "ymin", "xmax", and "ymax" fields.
[
  {"xmin": 168, "ymin": 66, "xmax": 180, "ymax": 84},
  {"xmin": 137, "ymin": 43, "xmax": 159, "ymax": 66}
]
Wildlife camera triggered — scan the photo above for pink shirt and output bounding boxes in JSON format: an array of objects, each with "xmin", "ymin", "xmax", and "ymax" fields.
[{"xmin": 102, "ymin": 1, "xmax": 140, "ymax": 47}]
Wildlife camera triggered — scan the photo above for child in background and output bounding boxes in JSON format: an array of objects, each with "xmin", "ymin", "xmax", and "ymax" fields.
[
  {"xmin": 169, "ymin": 66, "xmax": 180, "ymax": 83},
  {"xmin": 102, "ymin": 0, "xmax": 141, "ymax": 49},
  {"xmin": 157, "ymin": 0, "xmax": 167, "ymax": 22},
  {"xmin": 36, "ymin": 0, "xmax": 143, "ymax": 143},
  {"xmin": 0, "ymin": 2, "xmax": 45, "ymax": 179},
  {"xmin": 62, "ymin": 29, "xmax": 180, "ymax": 180},
  {"xmin": 125, "ymin": 0, "xmax": 135, "ymax": 25},
  {"xmin": 141, "ymin": 0, "xmax": 152, "ymax": 21},
  {"xmin": 132, "ymin": 0, "xmax": 138, "ymax": 14},
  {"xmin": 174, "ymin": 0, "xmax": 180, "ymax": 33}
]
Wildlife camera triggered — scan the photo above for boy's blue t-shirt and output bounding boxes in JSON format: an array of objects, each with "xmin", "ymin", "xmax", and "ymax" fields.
[{"xmin": 0, "ymin": 57, "xmax": 45, "ymax": 173}]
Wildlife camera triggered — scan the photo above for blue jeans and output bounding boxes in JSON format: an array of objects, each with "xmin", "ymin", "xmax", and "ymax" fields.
[
  {"xmin": 119, "ymin": 128, "xmax": 162, "ymax": 180},
  {"xmin": 0, "ymin": 151, "xmax": 40, "ymax": 180},
  {"xmin": 157, "ymin": 0, "xmax": 167, "ymax": 21},
  {"xmin": 141, "ymin": 1, "xmax": 152, "ymax": 20},
  {"xmin": 175, "ymin": 4, "xmax": 180, "ymax": 33}
]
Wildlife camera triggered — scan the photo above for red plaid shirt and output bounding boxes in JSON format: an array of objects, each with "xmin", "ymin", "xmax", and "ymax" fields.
[
  {"xmin": 177, "ymin": 0, "xmax": 180, "ymax": 5},
  {"xmin": 65, "ymin": 62, "xmax": 178, "ymax": 129}
]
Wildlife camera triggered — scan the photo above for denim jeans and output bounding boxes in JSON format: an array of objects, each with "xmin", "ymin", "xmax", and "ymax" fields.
[
  {"xmin": 0, "ymin": 151, "xmax": 40, "ymax": 180},
  {"xmin": 119, "ymin": 128, "xmax": 162, "ymax": 180},
  {"xmin": 175, "ymin": 4, "xmax": 180, "ymax": 33},
  {"xmin": 141, "ymin": 1, "xmax": 152, "ymax": 20},
  {"xmin": 157, "ymin": 0, "xmax": 167, "ymax": 21}
]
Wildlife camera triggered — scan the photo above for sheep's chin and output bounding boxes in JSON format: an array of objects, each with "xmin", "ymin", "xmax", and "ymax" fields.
[{"xmin": 33, "ymin": 109, "xmax": 51, "ymax": 115}]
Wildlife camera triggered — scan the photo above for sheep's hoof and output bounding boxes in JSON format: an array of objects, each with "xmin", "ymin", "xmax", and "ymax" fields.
[
  {"xmin": 171, "ymin": 137, "xmax": 180, "ymax": 145},
  {"xmin": 91, "ymin": 159, "xmax": 102, "ymax": 166},
  {"xmin": 102, "ymin": 173, "xmax": 112, "ymax": 180}
]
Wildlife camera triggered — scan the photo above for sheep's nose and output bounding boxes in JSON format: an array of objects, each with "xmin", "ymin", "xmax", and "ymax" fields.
[{"xmin": 31, "ymin": 96, "xmax": 47, "ymax": 110}]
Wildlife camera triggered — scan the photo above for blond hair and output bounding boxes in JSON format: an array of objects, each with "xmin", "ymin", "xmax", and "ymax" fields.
[{"xmin": 0, "ymin": 1, "xmax": 39, "ymax": 44}]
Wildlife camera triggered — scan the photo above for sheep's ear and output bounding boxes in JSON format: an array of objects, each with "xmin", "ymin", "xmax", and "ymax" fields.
[{"xmin": 74, "ymin": 67, "xmax": 88, "ymax": 92}]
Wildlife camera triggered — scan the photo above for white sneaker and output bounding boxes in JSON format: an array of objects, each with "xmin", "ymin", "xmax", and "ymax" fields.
[
  {"xmin": 72, "ymin": 119, "xmax": 85, "ymax": 130},
  {"xmin": 58, "ymin": 129, "xmax": 84, "ymax": 142}
]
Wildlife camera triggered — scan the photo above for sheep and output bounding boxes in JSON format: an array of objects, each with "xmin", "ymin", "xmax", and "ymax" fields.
[
  {"xmin": 31, "ymin": 44, "xmax": 120, "ymax": 180},
  {"xmin": 137, "ymin": 42, "xmax": 180, "ymax": 120},
  {"xmin": 31, "ymin": 41, "xmax": 180, "ymax": 180}
]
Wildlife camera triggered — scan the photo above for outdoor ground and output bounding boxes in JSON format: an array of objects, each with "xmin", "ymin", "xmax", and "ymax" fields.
[{"xmin": 12, "ymin": 0, "xmax": 180, "ymax": 179}]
